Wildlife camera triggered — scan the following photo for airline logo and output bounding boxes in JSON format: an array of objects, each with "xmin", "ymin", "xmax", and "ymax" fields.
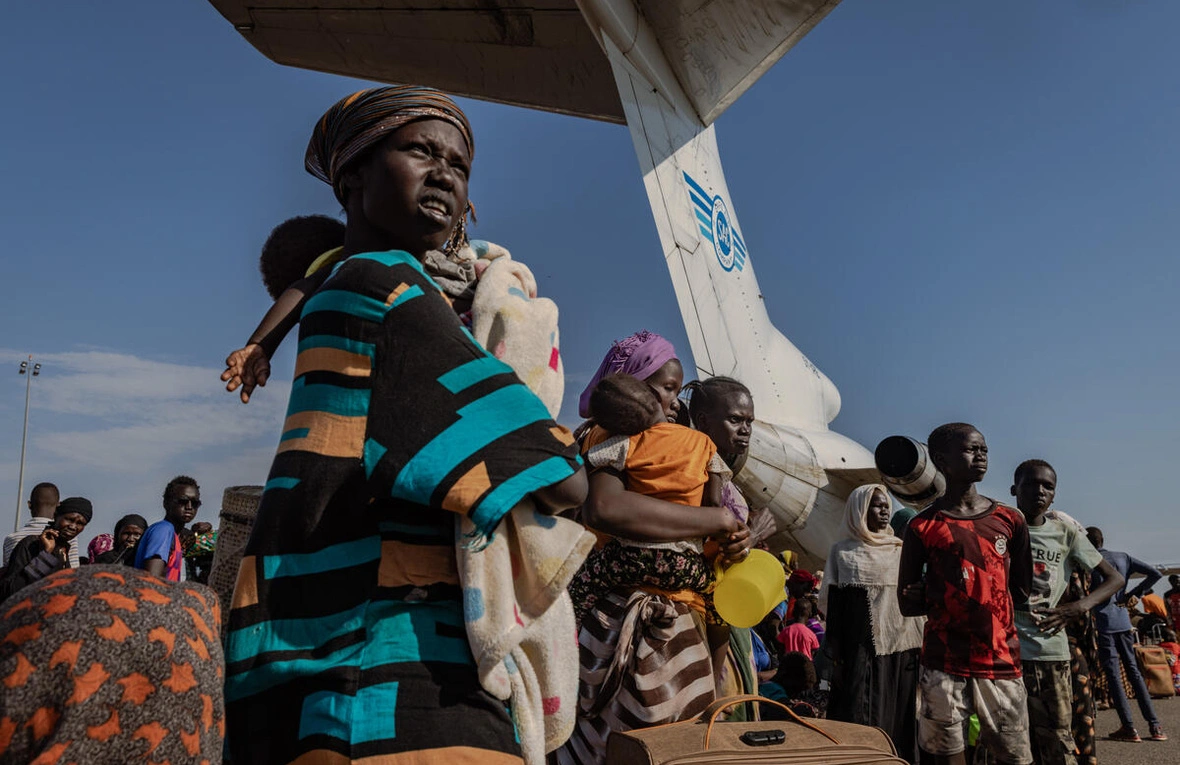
[{"xmin": 683, "ymin": 171, "xmax": 747, "ymax": 272}]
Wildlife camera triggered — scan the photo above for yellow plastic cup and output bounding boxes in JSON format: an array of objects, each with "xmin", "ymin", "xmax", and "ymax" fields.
[{"xmin": 712, "ymin": 549, "xmax": 787, "ymax": 628}]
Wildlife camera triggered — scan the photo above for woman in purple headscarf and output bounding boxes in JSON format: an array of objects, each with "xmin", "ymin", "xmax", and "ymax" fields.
[
  {"xmin": 577, "ymin": 330, "xmax": 683, "ymax": 424},
  {"xmin": 574, "ymin": 331, "xmax": 730, "ymax": 538},
  {"xmin": 557, "ymin": 332, "xmax": 751, "ymax": 765}
]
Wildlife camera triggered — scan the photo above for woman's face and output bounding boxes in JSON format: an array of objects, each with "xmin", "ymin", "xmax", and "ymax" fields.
[
  {"xmin": 118, "ymin": 524, "xmax": 144, "ymax": 550},
  {"xmin": 346, "ymin": 119, "xmax": 471, "ymax": 255},
  {"xmin": 698, "ymin": 390, "xmax": 754, "ymax": 457},
  {"xmin": 54, "ymin": 512, "xmax": 89, "ymax": 544},
  {"xmin": 644, "ymin": 359, "xmax": 684, "ymax": 423},
  {"xmin": 865, "ymin": 490, "xmax": 892, "ymax": 534}
]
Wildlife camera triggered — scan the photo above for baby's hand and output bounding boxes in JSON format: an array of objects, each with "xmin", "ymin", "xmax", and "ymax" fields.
[{"xmin": 222, "ymin": 344, "xmax": 271, "ymax": 404}]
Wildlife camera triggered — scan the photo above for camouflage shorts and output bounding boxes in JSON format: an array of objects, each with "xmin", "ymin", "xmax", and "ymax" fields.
[{"xmin": 1023, "ymin": 661, "xmax": 1077, "ymax": 765}]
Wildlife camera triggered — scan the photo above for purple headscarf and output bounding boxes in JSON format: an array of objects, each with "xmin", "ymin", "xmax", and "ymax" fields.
[
  {"xmin": 578, "ymin": 330, "xmax": 678, "ymax": 418},
  {"xmin": 88, "ymin": 533, "xmax": 114, "ymax": 562}
]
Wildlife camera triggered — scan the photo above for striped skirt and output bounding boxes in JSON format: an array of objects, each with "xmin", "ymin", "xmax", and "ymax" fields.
[{"xmin": 554, "ymin": 590, "xmax": 715, "ymax": 765}]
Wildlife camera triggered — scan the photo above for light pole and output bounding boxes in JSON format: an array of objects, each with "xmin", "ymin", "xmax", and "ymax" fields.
[{"xmin": 15, "ymin": 356, "xmax": 41, "ymax": 533}]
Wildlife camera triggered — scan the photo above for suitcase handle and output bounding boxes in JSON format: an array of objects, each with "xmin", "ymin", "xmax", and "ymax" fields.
[{"xmin": 701, "ymin": 694, "xmax": 842, "ymax": 749}]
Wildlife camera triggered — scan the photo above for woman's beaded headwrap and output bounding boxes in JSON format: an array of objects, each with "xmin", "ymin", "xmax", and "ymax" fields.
[
  {"xmin": 305, "ymin": 86, "xmax": 475, "ymax": 251},
  {"xmin": 305, "ymin": 85, "xmax": 473, "ymax": 191}
]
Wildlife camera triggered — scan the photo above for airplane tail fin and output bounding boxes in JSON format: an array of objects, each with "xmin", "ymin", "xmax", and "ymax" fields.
[{"xmin": 593, "ymin": 16, "xmax": 841, "ymax": 430}]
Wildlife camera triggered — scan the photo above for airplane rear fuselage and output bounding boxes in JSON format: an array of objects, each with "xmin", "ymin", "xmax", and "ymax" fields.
[{"xmin": 207, "ymin": 0, "xmax": 867, "ymax": 567}]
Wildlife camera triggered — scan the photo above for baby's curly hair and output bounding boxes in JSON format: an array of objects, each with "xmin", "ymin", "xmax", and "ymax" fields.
[
  {"xmin": 589, "ymin": 374, "xmax": 663, "ymax": 436},
  {"xmin": 259, "ymin": 215, "xmax": 346, "ymax": 299}
]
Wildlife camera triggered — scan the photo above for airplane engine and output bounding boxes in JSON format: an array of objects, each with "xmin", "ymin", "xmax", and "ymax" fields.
[
  {"xmin": 874, "ymin": 435, "xmax": 944, "ymax": 510},
  {"xmin": 734, "ymin": 420, "xmax": 878, "ymax": 570}
]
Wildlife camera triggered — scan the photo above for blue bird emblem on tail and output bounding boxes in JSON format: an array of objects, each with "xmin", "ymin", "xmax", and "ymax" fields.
[{"xmin": 683, "ymin": 171, "xmax": 747, "ymax": 272}]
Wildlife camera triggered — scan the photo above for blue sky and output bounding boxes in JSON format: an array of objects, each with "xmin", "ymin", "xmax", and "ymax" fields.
[{"xmin": 2, "ymin": 2, "xmax": 1177, "ymax": 572}]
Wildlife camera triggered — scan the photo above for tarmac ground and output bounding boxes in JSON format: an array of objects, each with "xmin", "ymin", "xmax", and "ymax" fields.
[
  {"xmin": 965, "ymin": 697, "xmax": 1180, "ymax": 765},
  {"xmin": 1093, "ymin": 696, "xmax": 1177, "ymax": 765}
]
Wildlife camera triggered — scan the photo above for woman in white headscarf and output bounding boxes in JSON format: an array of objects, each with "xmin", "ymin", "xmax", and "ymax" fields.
[{"xmin": 818, "ymin": 484, "xmax": 925, "ymax": 764}]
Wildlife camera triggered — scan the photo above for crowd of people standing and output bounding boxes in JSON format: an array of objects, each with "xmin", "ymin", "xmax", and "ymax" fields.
[
  {"xmin": 1, "ymin": 85, "xmax": 1175, "ymax": 765},
  {"xmin": 1, "ymin": 476, "xmax": 217, "ymax": 588}
]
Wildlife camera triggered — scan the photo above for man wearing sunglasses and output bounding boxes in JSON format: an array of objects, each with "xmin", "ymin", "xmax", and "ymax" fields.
[{"xmin": 136, "ymin": 475, "xmax": 201, "ymax": 581}]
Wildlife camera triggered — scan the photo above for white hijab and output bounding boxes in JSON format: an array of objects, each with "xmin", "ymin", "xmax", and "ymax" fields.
[
  {"xmin": 826, "ymin": 484, "xmax": 903, "ymax": 590},
  {"xmin": 819, "ymin": 484, "xmax": 924, "ymax": 655},
  {"xmin": 845, "ymin": 484, "xmax": 904, "ymax": 548}
]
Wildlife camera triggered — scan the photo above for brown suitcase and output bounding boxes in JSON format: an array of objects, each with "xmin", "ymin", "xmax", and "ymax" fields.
[
  {"xmin": 606, "ymin": 695, "xmax": 907, "ymax": 765},
  {"xmin": 1134, "ymin": 643, "xmax": 1176, "ymax": 699}
]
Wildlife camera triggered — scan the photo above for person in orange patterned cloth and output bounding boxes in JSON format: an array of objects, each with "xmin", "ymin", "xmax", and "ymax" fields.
[{"xmin": 0, "ymin": 565, "xmax": 224, "ymax": 763}]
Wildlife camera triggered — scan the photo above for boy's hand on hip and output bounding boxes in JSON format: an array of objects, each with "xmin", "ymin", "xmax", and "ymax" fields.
[{"xmin": 1036, "ymin": 602, "xmax": 1084, "ymax": 634}]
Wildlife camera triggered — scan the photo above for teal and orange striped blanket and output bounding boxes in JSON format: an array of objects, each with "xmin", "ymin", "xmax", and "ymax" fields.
[{"xmin": 225, "ymin": 249, "xmax": 582, "ymax": 764}]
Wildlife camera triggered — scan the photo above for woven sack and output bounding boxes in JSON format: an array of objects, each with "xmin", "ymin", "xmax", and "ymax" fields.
[{"xmin": 208, "ymin": 485, "xmax": 263, "ymax": 626}]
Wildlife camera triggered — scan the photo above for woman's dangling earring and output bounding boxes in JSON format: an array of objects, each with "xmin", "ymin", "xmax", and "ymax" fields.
[{"xmin": 443, "ymin": 200, "xmax": 476, "ymax": 256}]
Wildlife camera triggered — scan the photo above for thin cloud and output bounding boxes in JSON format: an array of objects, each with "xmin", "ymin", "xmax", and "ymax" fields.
[
  {"xmin": 0, "ymin": 347, "xmax": 294, "ymax": 540},
  {"xmin": 1, "ymin": 347, "xmax": 288, "ymax": 479}
]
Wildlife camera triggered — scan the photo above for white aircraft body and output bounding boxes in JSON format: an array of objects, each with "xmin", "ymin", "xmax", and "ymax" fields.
[{"xmin": 207, "ymin": 0, "xmax": 894, "ymax": 568}]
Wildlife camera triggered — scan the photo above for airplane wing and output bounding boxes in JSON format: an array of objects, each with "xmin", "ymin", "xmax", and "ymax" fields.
[
  {"xmin": 206, "ymin": 0, "xmax": 625, "ymax": 122},
  {"xmin": 206, "ymin": 1, "xmax": 840, "ymax": 125}
]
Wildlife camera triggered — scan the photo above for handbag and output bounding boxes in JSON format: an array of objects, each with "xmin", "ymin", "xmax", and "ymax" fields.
[
  {"xmin": 1133, "ymin": 643, "xmax": 1176, "ymax": 699},
  {"xmin": 606, "ymin": 694, "xmax": 907, "ymax": 765}
]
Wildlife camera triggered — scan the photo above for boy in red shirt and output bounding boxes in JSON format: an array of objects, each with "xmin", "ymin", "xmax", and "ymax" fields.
[{"xmin": 899, "ymin": 423, "xmax": 1033, "ymax": 765}]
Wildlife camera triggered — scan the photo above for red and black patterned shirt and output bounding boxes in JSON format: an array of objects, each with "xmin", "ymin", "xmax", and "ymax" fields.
[{"xmin": 901, "ymin": 502, "xmax": 1032, "ymax": 679}]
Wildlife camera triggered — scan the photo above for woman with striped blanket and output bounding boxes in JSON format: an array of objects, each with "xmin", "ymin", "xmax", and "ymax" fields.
[
  {"xmin": 556, "ymin": 338, "xmax": 753, "ymax": 765},
  {"xmin": 223, "ymin": 87, "xmax": 586, "ymax": 765}
]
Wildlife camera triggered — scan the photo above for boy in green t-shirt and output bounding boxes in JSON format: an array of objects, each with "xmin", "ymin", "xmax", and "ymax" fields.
[{"xmin": 1010, "ymin": 460, "xmax": 1124, "ymax": 765}]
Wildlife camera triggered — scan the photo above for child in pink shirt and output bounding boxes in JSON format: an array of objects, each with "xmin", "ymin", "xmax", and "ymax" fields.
[{"xmin": 777, "ymin": 596, "xmax": 821, "ymax": 659}]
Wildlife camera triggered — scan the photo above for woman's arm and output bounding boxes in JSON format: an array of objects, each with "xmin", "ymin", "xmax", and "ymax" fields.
[
  {"xmin": 583, "ymin": 470, "xmax": 741, "ymax": 543},
  {"xmin": 532, "ymin": 467, "xmax": 588, "ymax": 515},
  {"xmin": 0, "ymin": 534, "xmax": 65, "ymax": 601}
]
